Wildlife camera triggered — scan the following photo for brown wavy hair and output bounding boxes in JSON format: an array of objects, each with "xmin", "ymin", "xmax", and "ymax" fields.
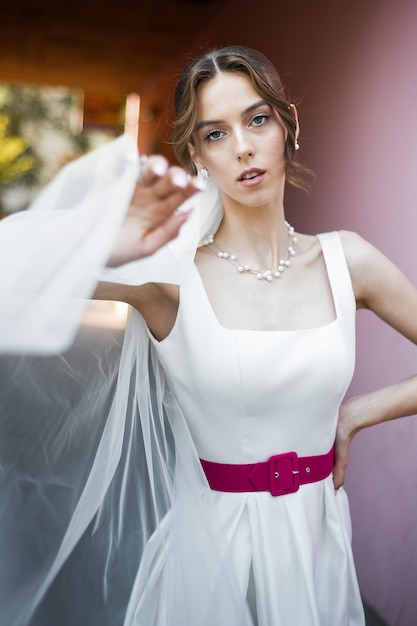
[{"xmin": 172, "ymin": 45, "xmax": 314, "ymax": 193}]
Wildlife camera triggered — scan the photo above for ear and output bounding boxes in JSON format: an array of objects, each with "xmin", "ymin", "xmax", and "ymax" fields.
[
  {"xmin": 188, "ymin": 142, "xmax": 205, "ymax": 172},
  {"xmin": 289, "ymin": 104, "xmax": 300, "ymax": 143}
]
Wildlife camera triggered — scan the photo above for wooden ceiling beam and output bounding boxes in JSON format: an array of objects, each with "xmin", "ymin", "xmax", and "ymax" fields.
[{"xmin": 0, "ymin": 0, "xmax": 222, "ymax": 95}]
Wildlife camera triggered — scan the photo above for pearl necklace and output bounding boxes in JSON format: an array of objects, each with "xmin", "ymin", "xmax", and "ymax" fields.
[{"xmin": 203, "ymin": 221, "xmax": 298, "ymax": 282}]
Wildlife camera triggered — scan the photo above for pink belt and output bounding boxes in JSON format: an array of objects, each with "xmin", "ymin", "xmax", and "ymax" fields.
[{"xmin": 200, "ymin": 447, "xmax": 334, "ymax": 497}]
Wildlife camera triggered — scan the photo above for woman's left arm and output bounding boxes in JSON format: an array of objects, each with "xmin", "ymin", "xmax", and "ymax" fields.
[{"xmin": 333, "ymin": 230, "xmax": 417, "ymax": 489}]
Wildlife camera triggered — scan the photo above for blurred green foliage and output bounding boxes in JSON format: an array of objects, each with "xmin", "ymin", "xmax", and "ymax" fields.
[
  {"xmin": 0, "ymin": 113, "xmax": 36, "ymax": 184},
  {"xmin": 0, "ymin": 84, "xmax": 91, "ymax": 215}
]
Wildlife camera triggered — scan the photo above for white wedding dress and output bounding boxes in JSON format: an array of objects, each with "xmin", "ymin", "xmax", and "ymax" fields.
[{"xmin": 0, "ymin": 135, "xmax": 365, "ymax": 625}]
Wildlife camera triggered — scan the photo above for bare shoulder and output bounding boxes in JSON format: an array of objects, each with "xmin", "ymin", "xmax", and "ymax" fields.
[
  {"xmin": 336, "ymin": 230, "xmax": 387, "ymax": 305},
  {"xmin": 337, "ymin": 229, "xmax": 389, "ymax": 296},
  {"xmin": 338, "ymin": 229, "xmax": 375, "ymax": 260},
  {"xmin": 338, "ymin": 228, "xmax": 373, "ymax": 268},
  {"xmin": 338, "ymin": 231, "xmax": 417, "ymax": 338}
]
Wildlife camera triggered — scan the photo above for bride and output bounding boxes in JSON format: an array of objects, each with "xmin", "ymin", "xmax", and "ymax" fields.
[{"xmin": 1, "ymin": 45, "xmax": 416, "ymax": 626}]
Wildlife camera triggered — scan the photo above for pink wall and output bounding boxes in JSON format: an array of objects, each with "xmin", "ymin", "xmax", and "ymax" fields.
[{"xmin": 144, "ymin": 2, "xmax": 417, "ymax": 623}]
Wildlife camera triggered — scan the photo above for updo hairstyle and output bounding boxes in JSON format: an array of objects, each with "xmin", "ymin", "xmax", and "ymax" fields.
[{"xmin": 172, "ymin": 45, "xmax": 313, "ymax": 193}]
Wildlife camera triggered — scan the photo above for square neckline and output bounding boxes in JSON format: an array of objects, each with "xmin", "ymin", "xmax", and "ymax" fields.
[{"xmin": 190, "ymin": 234, "xmax": 341, "ymax": 335}]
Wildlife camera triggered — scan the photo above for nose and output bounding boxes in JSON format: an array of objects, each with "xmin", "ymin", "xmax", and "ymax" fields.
[{"xmin": 234, "ymin": 130, "xmax": 255, "ymax": 161}]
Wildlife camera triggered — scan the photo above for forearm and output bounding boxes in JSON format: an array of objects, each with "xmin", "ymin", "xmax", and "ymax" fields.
[
  {"xmin": 333, "ymin": 374, "xmax": 417, "ymax": 489},
  {"xmin": 343, "ymin": 374, "xmax": 417, "ymax": 437}
]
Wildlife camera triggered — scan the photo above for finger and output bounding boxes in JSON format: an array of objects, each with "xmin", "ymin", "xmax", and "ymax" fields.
[
  {"xmin": 131, "ymin": 174, "xmax": 203, "ymax": 230},
  {"xmin": 139, "ymin": 210, "xmax": 192, "ymax": 257},
  {"xmin": 131, "ymin": 183, "xmax": 197, "ymax": 233},
  {"xmin": 150, "ymin": 167, "xmax": 204, "ymax": 200},
  {"xmin": 333, "ymin": 440, "xmax": 349, "ymax": 490},
  {"xmin": 332, "ymin": 461, "xmax": 346, "ymax": 490},
  {"xmin": 138, "ymin": 155, "xmax": 169, "ymax": 185},
  {"xmin": 154, "ymin": 184, "xmax": 201, "ymax": 219},
  {"xmin": 138, "ymin": 157, "xmax": 204, "ymax": 197}
]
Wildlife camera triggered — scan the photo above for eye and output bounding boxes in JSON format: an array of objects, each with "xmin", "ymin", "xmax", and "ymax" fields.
[
  {"xmin": 251, "ymin": 113, "xmax": 270, "ymax": 127},
  {"xmin": 203, "ymin": 129, "xmax": 225, "ymax": 142}
]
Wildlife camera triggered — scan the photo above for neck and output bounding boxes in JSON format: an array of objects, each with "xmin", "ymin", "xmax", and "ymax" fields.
[
  {"xmin": 207, "ymin": 217, "xmax": 297, "ymax": 282},
  {"xmin": 215, "ymin": 201, "xmax": 289, "ymax": 270}
]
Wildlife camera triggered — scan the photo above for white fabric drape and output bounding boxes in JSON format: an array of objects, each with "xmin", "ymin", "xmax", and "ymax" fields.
[{"xmin": 0, "ymin": 135, "xmax": 250, "ymax": 625}]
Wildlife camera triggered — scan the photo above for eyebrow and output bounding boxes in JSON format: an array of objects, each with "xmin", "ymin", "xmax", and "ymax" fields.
[{"xmin": 195, "ymin": 99, "xmax": 268, "ymax": 132}]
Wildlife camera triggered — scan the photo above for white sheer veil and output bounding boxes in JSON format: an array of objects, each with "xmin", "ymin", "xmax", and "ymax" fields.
[{"xmin": 0, "ymin": 135, "xmax": 250, "ymax": 625}]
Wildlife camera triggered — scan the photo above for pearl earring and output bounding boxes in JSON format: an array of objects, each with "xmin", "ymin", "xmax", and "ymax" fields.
[
  {"xmin": 295, "ymin": 141, "xmax": 300, "ymax": 151},
  {"xmin": 200, "ymin": 168, "xmax": 209, "ymax": 181}
]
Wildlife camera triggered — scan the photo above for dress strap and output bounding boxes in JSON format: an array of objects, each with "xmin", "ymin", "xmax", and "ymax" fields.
[{"xmin": 316, "ymin": 231, "xmax": 356, "ymax": 343}]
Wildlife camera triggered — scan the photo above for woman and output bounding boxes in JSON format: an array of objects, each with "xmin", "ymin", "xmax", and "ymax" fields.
[{"xmin": 1, "ymin": 45, "xmax": 417, "ymax": 626}]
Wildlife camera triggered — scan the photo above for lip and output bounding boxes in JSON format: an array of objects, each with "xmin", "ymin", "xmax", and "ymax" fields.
[{"xmin": 237, "ymin": 168, "xmax": 265, "ymax": 187}]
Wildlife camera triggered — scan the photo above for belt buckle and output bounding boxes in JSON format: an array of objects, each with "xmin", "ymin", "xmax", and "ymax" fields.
[{"xmin": 268, "ymin": 451, "xmax": 300, "ymax": 496}]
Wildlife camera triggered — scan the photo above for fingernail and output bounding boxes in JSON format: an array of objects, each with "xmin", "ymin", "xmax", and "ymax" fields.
[
  {"xmin": 172, "ymin": 172, "xmax": 188, "ymax": 188},
  {"xmin": 152, "ymin": 160, "xmax": 168, "ymax": 177},
  {"xmin": 195, "ymin": 179, "xmax": 206, "ymax": 191}
]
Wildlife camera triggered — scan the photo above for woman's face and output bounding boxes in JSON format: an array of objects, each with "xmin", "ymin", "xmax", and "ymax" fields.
[{"xmin": 190, "ymin": 72, "xmax": 288, "ymax": 209}]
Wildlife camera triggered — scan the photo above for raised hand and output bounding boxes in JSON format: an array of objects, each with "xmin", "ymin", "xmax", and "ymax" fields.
[{"xmin": 107, "ymin": 155, "xmax": 204, "ymax": 267}]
